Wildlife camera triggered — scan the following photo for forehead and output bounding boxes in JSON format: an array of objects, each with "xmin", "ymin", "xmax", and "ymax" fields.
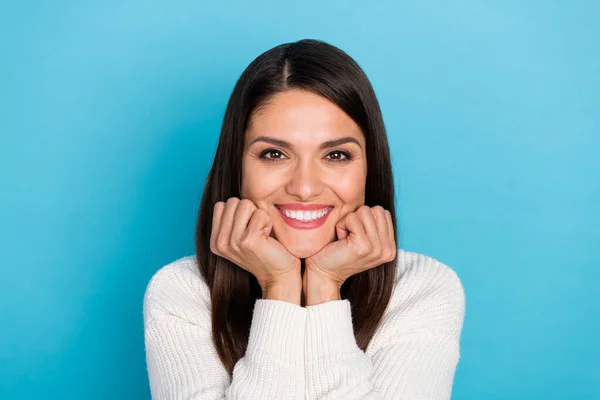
[{"xmin": 246, "ymin": 89, "xmax": 364, "ymax": 145}]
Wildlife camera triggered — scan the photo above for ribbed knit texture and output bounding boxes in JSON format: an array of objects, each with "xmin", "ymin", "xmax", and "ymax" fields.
[{"xmin": 143, "ymin": 249, "xmax": 466, "ymax": 399}]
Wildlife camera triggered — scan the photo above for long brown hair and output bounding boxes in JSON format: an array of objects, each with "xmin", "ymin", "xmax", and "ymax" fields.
[{"xmin": 195, "ymin": 39, "xmax": 400, "ymax": 375}]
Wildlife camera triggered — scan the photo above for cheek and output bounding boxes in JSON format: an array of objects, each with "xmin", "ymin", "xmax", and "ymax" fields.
[
  {"xmin": 326, "ymin": 170, "xmax": 366, "ymax": 205},
  {"xmin": 241, "ymin": 166, "xmax": 279, "ymax": 200}
]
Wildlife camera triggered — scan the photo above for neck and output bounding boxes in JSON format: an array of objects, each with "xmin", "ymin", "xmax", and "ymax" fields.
[{"xmin": 300, "ymin": 258, "xmax": 306, "ymax": 307}]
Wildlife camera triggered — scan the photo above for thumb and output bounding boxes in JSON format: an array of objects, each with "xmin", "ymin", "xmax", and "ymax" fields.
[
  {"xmin": 264, "ymin": 224, "xmax": 273, "ymax": 238},
  {"xmin": 336, "ymin": 217, "xmax": 350, "ymax": 240},
  {"xmin": 247, "ymin": 208, "xmax": 272, "ymax": 239}
]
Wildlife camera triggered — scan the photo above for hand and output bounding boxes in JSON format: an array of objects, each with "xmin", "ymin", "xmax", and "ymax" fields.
[
  {"xmin": 210, "ymin": 198, "xmax": 302, "ymax": 303},
  {"xmin": 303, "ymin": 205, "xmax": 397, "ymax": 305}
]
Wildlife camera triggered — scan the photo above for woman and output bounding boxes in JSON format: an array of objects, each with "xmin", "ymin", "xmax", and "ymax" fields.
[{"xmin": 143, "ymin": 39, "xmax": 465, "ymax": 399}]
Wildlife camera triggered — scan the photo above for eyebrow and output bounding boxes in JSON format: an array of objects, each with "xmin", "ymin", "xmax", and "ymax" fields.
[{"xmin": 249, "ymin": 136, "xmax": 362, "ymax": 150}]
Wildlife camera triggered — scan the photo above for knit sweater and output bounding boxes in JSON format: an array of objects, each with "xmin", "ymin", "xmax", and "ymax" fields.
[{"xmin": 143, "ymin": 249, "xmax": 465, "ymax": 400}]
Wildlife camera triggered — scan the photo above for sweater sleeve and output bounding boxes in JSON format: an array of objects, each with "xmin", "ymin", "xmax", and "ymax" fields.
[
  {"xmin": 303, "ymin": 263, "xmax": 465, "ymax": 400},
  {"xmin": 143, "ymin": 259, "xmax": 307, "ymax": 400}
]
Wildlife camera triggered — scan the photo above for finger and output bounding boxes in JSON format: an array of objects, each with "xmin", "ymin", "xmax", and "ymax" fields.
[
  {"xmin": 355, "ymin": 206, "xmax": 381, "ymax": 256},
  {"xmin": 372, "ymin": 206, "xmax": 391, "ymax": 259},
  {"xmin": 210, "ymin": 201, "xmax": 225, "ymax": 254},
  {"xmin": 246, "ymin": 208, "xmax": 273, "ymax": 241},
  {"xmin": 230, "ymin": 199, "xmax": 257, "ymax": 250},
  {"xmin": 385, "ymin": 210, "xmax": 394, "ymax": 244},
  {"xmin": 217, "ymin": 197, "xmax": 240, "ymax": 253},
  {"xmin": 385, "ymin": 210, "xmax": 397, "ymax": 258},
  {"xmin": 336, "ymin": 211, "xmax": 368, "ymax": 254},
  {"xmin": 335, "ymin": 211, "xmax": 352, "ymax": 240},
  {"xmin": 336, "ymin": 217, "xmax": 349, "ymax": 240}
]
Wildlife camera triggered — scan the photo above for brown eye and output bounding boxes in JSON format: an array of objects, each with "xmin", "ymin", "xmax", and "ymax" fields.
[
  {"xmin": 326, "ymin": 150, "xmax": 352, "ymax": 162},
  {"xmin": 259, "ymin": 149, "xmax": 287, "ymax": 162}
]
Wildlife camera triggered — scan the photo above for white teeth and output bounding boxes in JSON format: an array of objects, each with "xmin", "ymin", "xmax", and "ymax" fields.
[{"xmin": 279, "ymin": 207, "xmax": 331, "ymax": 222}]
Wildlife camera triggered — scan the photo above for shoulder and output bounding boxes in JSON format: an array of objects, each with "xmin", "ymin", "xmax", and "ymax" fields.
[
  {"xmin": 367, "ymin": 249, "xmax": 466, "ymax": 353},
  {"xmin": 393, "ymin": 249, "xmax": 465, "ymax": 306},
  {"xmin": 143, "ymin": 255, "xmax": 211, "ymax": 328}
]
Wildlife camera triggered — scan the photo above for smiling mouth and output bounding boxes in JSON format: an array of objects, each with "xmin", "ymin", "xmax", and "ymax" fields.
[{"xmin": 275, "ymin": 205, "xmax": 333, "ymax": 223}]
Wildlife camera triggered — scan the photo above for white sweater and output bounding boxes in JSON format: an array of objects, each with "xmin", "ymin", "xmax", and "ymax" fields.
[{"xmin": 143, "ymin": 249, "xmax": 465, "ymax": 400}]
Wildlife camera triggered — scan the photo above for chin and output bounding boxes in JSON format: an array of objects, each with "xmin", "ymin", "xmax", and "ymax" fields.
[
  {"xmin": 287, "ymin": 246, "xmax": 318, "ymax": 259},
  {"xmin": 277, "ymin": 236, "xmax": 326, "ymax": 259}
]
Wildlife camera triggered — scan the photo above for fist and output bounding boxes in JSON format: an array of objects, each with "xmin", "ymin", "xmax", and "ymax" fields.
[
  {"xmin": 210, "ymin": 197, "xmax": 301, "ymax": 291},
  {"xmin": 305, "ymin": 205, "xmax": 397, "ymax": 288}
]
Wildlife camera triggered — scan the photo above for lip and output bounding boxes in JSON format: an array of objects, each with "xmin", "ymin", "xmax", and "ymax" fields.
[
  {"xmin": 276, "ymin": 205, "xmax": 333, "ymax": 230},
  {"xmin": 276, "ymin": 203, "xmax": 331, "ymax": 211}
]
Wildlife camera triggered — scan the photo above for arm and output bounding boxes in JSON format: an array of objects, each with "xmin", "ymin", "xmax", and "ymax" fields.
[
  {"xmin": 143, "ymin": 261, "xmax": 307, "ymax": 400},
  {"xmin": 303, "ymin": 267, "xmax": 466, "ymax": 399}
]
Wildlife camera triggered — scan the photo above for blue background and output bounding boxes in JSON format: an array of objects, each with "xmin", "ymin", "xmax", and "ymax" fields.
[{"xmin": 1, "ymin": 1, "xmax": 598, "ymax": 399}]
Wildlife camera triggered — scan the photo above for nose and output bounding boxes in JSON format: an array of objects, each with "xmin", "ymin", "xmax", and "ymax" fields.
[{"xmin": 285, "ymin": 158, "xmax": 324, "ymax": 201}]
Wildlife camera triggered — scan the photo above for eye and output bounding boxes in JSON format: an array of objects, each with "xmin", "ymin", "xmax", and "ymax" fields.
[
  {"xmin": 258, "ymin": 149, "xmax": 353, "ymax": 163},
  {"xmin": 326, "ymin": 150, "xmax": 352, "ymax": 162},
  {"xmin": 259, "ymin": 149, "xmax": 288, "ymax": 162}
]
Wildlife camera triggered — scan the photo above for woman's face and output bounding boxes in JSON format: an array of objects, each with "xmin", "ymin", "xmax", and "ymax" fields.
[{"xmin": 241, "ymin": 89, "xmax": 367, "ymax": 259}]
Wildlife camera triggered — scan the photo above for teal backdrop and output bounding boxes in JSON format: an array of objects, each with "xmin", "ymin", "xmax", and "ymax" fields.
[{"xmin": 1, "ymin": 1, "xmax": 598, "ymax": 399}]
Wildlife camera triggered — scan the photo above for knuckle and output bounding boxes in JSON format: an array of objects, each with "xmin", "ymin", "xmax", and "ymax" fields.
[
  {"xmin": 373, "ymin": 244, "xmax": 382, "ymax": 258},
  {"xmin": 384, "ymin": 247, "xmax": 396, "ymax": 261},
  {"xmin": 253, "ymin": 208, "xmax": 268, "ymax": 220},
  {"xmin": 348, "ymin": 211, "xmax": 359, "ymax": 221},
  {"xmin": 226, "ymin": 197, "xmax": 240, "ymax": 207},
  {"xmin": 373, "ymin": 205, "xmax": 385, "ymax": 214},
  {"xmin": 239, "ymin": 199, "xmax": 256, "ymax": 210},
  {"xmin": 229, "ymin": 243, "xmax": 240, "ymax": 254},
  {"xmin": 356, "ymin": 243, "xmax": 370, "ymax": 257},
  {"xmin": 239, "ymin": 235, "xmax": 253, "ymax": 250},
  {"xmin": 216, "ymin": 238, "xmax": 229, "ymax": 253},
  {"xmin": 358, "ymin": 205, "xmax": 371, "ymax": 215},
  {"xmin": 213, "ymin": 202, "xmax": 224, "ymax": 217}
]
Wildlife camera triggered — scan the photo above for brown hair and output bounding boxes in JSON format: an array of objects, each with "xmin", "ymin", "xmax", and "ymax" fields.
[{"xmin": 195, "ymin": 39, "xmax": 400, "ymax": 374}]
